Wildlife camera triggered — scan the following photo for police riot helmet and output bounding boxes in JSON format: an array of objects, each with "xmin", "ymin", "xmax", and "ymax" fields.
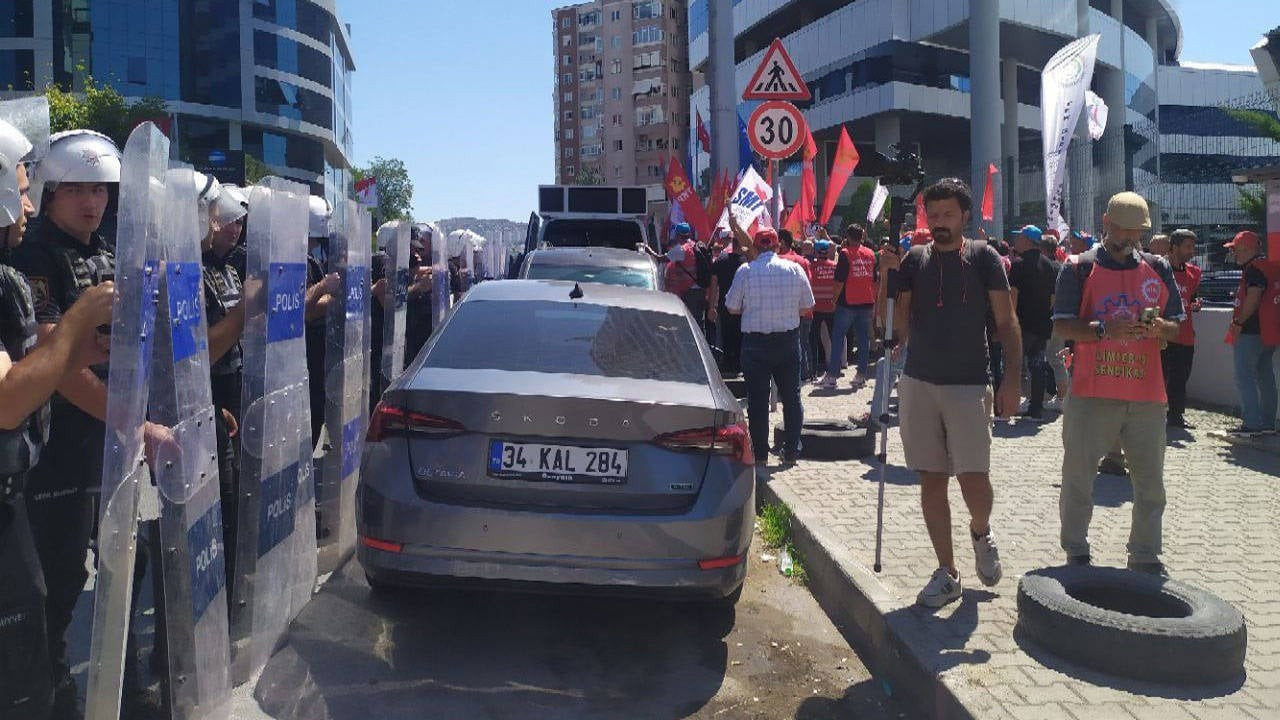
[
  {"xmin": 308, "ymin": 194, "xmax": 331, "ymax": 239},
  {"xmin": 0, "ymin": 119, "xmax": 34, "ymax": 226},
  {"xmin": 30, "ymin": 129, "xmax": 122, "ymax": 215}
]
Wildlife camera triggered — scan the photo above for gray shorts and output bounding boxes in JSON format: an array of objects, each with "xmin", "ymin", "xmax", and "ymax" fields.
[{"xmin": 898, "ymin": 375, "xmax": 993, "ymax": 475}]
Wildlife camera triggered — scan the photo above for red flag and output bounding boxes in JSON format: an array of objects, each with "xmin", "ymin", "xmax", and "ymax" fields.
[
  {"xmin": 663, "ymin": 154, "xmax": 712, "ymax": 242},
  {"xmin": 915, "ymin": 191, "xmax": 926, "ymax": 229},
  {"xmin": 705, "ymin": 170, "xmax": 731, "ymax": 227},
  {"xmin": 818, "ymin": 126, "xmax": 859, "ymax": 225},
  {"xmin": 981, "ymin": 162, "xmax": 998, "ymax": 222},
  {"xmin": 696, "ymin": 110, "xmax": 712, "ymax": 154},
  {"xmin": 796, "ymin": 127, "xmax": 818, "ymax": 227}
]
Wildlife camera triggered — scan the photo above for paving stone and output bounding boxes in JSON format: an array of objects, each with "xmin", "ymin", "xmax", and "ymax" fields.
[{"xmin": 769, "ymin": 384, "xmax": 1276, "ymax": 720}]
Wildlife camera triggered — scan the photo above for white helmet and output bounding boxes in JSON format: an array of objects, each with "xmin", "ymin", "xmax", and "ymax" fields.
[
  {"xmin": 308, "ymin": 194, "xmax": 331, "ymax": 238},
  {"xmin": 191, "ymin": 170, "xmax": 221, "ymax": 235},
  {"xmin": 31, "ymin": 129, "xmax": 121, "ymax": 214},
  {"xmin": 0, "ymin": 119, "xmax": 34, "ymax": 226},
  {"xmin": 212, "ymin": 183, "xmax": 248, "ymax": 227}
]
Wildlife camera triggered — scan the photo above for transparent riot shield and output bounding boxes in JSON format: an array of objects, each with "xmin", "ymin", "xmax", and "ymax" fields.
[
  {"xmin": 85, "ymin": 122, "xmax": 167, "ymax": 720},
  {"xmin": 429, "ymin": 222, "xmax": 451, "ymax": 329},
  {"xmin": 316, "ymin": 199, "xmax": 370, "ymax": 573},
  {"xmin": 229, "ymin": 178, "xmax": 316, "ymax": 683},
  {"xmin": 377, "ymin": 220, "xmax": 410, "ymax": 397},
  {"xmin": 147, "ymin": 166, "xmax": 231, "ymax": 720}
]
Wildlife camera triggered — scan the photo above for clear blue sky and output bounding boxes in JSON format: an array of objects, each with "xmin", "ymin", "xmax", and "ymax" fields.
[{"xmin": 342, "ymin": 0, "xmax": 1276, "ymax": 222}]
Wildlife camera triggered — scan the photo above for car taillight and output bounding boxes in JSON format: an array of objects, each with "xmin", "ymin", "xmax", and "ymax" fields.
[
  {"xmin": 654, "ymin": 423, "xmax": 754, "ymax": 465},
  {"xmin": 367, "ymin": 402, "xmax": 466, "ymax": 442}
]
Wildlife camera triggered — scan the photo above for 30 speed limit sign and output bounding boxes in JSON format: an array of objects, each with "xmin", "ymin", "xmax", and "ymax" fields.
[{"xmin": 747, "ymin": 101, "xmax": 806, "ymax": 160}]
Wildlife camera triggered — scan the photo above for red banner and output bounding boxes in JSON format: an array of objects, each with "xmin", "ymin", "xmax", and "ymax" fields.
[
  {"xmin": 664, "ymin": 154, "xmax": 712, "ymax": 242},
  {"xmin": 819, "ymin": 126, "xmax": 859, "ymax": 225},
  {"xmin": 981, "ymin": 162, "xmax": 998, "ymax": 221},
  {"xmin": 696, "ymin": 110, "xmax": 712, "ymax": 154},
  {"xmin": 915, "ymin": 191, "xmax": 926, "ymax": 230}
]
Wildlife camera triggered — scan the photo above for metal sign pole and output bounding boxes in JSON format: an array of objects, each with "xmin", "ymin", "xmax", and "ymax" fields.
[{"xmin": 771, "ymin": 159, "xmax": 781, "ymax": 228}]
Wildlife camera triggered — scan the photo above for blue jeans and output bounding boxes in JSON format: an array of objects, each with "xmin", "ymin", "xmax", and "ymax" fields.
[
  {"xmin": 827, "ymin": 304, "xmax": 873, "ymax": 376},
  {"xmin": 798, "ymin": 316, "xmax": 813, "ymax": 380},
  {"xmin": 1232, "ymin": 334, "xmax": 1279, "ymax": 430},
  {"xmin": 741, "ymin": 330, "xmax": 804, "ymax": 457}
]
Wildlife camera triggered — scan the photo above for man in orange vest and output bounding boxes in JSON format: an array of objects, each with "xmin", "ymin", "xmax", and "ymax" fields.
[
  {"xmin": 1052, "ymin": 192, "xmax": 1184, "ymax": 575},
  {"xmin": 1224, "ymin": 230, "xmax": 1280, "ymax": 435},
  {"xmin": 819, "ymin": 224, "xmax": 877, "ymax": 388},
  {"xmin": 809, "ymin": 240, "xmax": 838, "ymax": 371},
  {"xmin": 1163, "ymin": 229, "xmax": 1202, "ymax": 429}
]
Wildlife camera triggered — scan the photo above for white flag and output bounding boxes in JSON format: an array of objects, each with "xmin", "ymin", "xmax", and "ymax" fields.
[
  {"xmin": 716, "ymin": 166, "xmax": 774, "ymax": 232},
  {"xmin": 1085, "ymin": 90, "xmax": 1109, "ymax": 141},
  {"xmin": 1041, "ymin": 34, "xmax": 1100, "ymax": 236},
  {"xmin": 867, "ymin": 181, "xmax": 889, "ymax": 223}
]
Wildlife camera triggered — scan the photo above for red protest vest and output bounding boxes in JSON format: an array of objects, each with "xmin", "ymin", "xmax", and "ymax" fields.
[
  {"xmin": 1228, "ymin": 259, "xmax": 1280, "ymax": 346},
  {"xmin": 1071, "ymin": 259, "xmax": 1168, "ymax": 403},
  {"xmin": 663, "ymin": 240, "xmax": 699, "ymax": 296},
  {"xmin": 841, "ymin": 244, "xmax": 876, "ymax": 306},
  {"xmin": 810, "ymin": 258, "xmax": 837, "ymax": 313},
  {"xmin": 1170, "ymin": 262, "xmax": 1201, "ymax": 346}
]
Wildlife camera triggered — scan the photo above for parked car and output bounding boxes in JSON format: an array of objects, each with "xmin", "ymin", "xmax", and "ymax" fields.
[
  {"xmin": 517, "ymin": 246, "xmax": 661, "ymax": 290},
  {"xmin": 1198, "ymin": 269, "xmax": 1242, "ymax": 305},
  {"xmin": 357, "ymin": 279, "xmax": 753, "ymax": 604}
]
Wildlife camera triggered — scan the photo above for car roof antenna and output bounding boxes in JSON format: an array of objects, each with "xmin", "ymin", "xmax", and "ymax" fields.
[{"xmin": 569, "ymin": 283, "xmax": 584, "ymax": 300}]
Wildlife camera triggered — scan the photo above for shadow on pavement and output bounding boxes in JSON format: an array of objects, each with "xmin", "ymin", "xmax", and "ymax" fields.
[
  {"xmin": 1093, "ymin": 472, "xmax": 1134, "ymax": 507},
  {"xmin": 858, "ymin": 463, "xmax": 918, "ymax": 487},
  {"xmin": 271, "ymin": 561, "xmax": 733, "ymax": 720},
  {"xmin": 792, "ymin": 677, "xmax": 901, "ymax": 720},
  {"xmin": 1012, "ymin": 625, "xmax": 1247, "ymax": 699},
  {"xmin": 1219, "ymin": 442, "xmax": 1280, "ymax": 474},
  {"xmin": 885, "ymin": 589, "xmax": 997, "ymax": 675}
]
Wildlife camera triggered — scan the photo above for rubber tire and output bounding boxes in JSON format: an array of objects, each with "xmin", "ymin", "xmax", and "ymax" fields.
[
  {"xmin": 773, "ymin": 419, "xmax": 874, "ymax": 461},
  {"xmin": 1016, "ymin": 565, "xmax": 1246, "ymax": 684}
]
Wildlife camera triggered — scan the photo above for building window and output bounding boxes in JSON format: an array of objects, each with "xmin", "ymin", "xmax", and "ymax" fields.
[
  {"xmin": 564, "ymin": 128, "xmax": 574, "ymax": 139},
  {"xmin": 612, "ymin": 114, "xmax": 622, "ymax": 126},
  {"xmin": 634, "ymin": 50, "xmax": 662, "ymax": 71},
  {"xmin": 578, "ymin": 10, "xmax": 600, "ymax": 26},
  {"xmin": 632, "ymin": 25, "xmax": 663, "ymax": 45},
  {"xmin": 562, "ymin": 35, "xmax": 571, "ymax": 47},
  {"xmin": 633, "ymin": 2, "xmax": 662, "ymax": 21},
  {"xmin": 561, "ymin": 73, "xmax": 572, "ymax": 85},
  {"xmin": 612, "ymin": 35, "xmax": 620, "ymax": 49},
  {"xmin": 610, "ymin": 10, "xmax": 621, "ymax": 22},
  {"xmin": 563, "ymin": 91, "xmax": 574, "ymax": 102},
  {"xmin": 614, "ymin": 166, "xmax": 623, "ymax": 179},
  {"xmin": 673, "ymin": 138, "xmax": 680, "ymax": 150},
  {"xmin": 614, "ymin": 140, "xmax": 624, "ymax": 151},
  {"xmin": 561, "ymin": 16, "xmax": 570, "ymax": 28},
  {"xmin": 564, "ymin": 148, "xmax": 575, "ymax": 158},
  {"xmin": 566, "ymin": 166, "xmax": 575, "ymax": 176},
  {"xmin": 611, "ymin": 88, "xmax": 622, "ymax": 100},
  {"xmin": 564, "ymin": 110, "xmax": 574, "ymax": 121},
  {"xmin": 562, "ymin": 54, "xmax": 572, "ymax": 66},
  {"xmin": 611, "ymin": 59, "xmax": 621, "ymax": 75}
]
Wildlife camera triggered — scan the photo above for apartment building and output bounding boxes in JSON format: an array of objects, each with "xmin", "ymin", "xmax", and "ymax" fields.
[{"xmin": 553, "ymin": 0, "xmax": 691, "ymax": 199}]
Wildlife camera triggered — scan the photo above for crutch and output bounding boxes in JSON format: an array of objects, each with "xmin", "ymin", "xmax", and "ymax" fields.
[{"xmin": 873, "ymin": 269, "xmax": 899, "ymax": 573}]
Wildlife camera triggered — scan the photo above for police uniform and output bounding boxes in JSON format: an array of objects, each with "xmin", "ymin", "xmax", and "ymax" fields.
[
  {"xmin": 8, "ymin": 218, "xmax": 113, "ymax": 685},
  {"xmin": 306, "ymin": 252, "xmax": 327, "ymax": 446},
  {"xmin": 202, "ymin": 249, "xmax": 243, "ymax": 593},
  {"xmin": 0, "ymin": 262, "xmax": 53, "ymax": 720}
]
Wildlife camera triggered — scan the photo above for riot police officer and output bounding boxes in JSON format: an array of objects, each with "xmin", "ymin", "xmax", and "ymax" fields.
[
  {"xmin": 0, "ymin": 118, "xmax": 114, "ymax": 720},
  {"xmin": 8, "ymin": 129, "xmax": 151, "ymax": 717},
  {"xmin": 304, "ymin": 195, "xmax": 337, "ymax": 446}
]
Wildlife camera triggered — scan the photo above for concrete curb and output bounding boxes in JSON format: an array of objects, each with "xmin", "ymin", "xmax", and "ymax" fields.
[{"xmin": 758, "ymin": 476, "xmax": 974, "ymax": 720}]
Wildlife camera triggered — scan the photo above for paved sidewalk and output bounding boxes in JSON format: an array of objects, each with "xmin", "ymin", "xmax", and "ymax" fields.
[{"xmin": 757, "ymin": 377, "xmax": 1280, "ymax": 720}]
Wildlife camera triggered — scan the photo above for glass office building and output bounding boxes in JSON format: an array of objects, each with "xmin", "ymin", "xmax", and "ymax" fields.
[
  {"xmin": 689, "ymin": 0, "xmax": 1280, "ymax": 243},
  {"xmin": 0, "ymin": 0, "xmax": 355, "ymax": 207}
]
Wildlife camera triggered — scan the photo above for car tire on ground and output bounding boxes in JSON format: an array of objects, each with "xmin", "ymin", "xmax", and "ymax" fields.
[
  {"xmin": 1016, "ymin": 565, "xmax": 1246, "ymax": 684},
  {"xmin": 773, "ymin": 419, "xmax": 874, "ymax": 461}
]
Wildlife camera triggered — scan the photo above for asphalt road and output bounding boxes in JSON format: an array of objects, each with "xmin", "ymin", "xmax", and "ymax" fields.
[{"xmin": 241, "ymin": 531, "xmax": 911, "ymax": 720}]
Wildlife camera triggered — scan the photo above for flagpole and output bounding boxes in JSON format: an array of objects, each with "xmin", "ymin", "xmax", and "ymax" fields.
[{"xmin": 771, "ymin": 160, "xmax": 781, "ymax": 228}]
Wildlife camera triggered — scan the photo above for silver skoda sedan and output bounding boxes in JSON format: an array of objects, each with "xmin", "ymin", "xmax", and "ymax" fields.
[{"xmin": 357, "ymin": 280, "xmax": 753, "ymax": 603}]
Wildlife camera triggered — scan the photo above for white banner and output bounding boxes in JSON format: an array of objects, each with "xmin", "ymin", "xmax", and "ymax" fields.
[
  {"xmin": 1042, "ymin": 34, "xmax": 1100, "ymax": 236},
  {"xmin": 867, "ymin": 181, "xmax": 889, "ymax": 223},
  {"xmin": 717, "ymin": 166, "xmax": 774, "ymax": 231},
  {"xmin": 1085, "ymin": 90, "xmax": 1109, "ymax": 141}
]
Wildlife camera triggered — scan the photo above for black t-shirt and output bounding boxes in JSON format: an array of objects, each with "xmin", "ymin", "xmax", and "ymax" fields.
[
  {"xmin": 1241, "ymin": 262, "xmax": 1269, "ymax": 335},
  {"xmin": 898, "ymin": 240, "xmax": 1010, "ymax": 385},
  {"xmin": 202, "ymin": 250, "xmax": 243, "ymax": 377},
  {"xmin": 1007, "ymin": 249, "xmax": 1057, "ymax": 337},
  {"xmin": 711, "ymin": 252, "xmax": 743, "ymax": 306},
  {"xmin": 0, "ymin": 264, "xmax": 42, "ymax": 478}
]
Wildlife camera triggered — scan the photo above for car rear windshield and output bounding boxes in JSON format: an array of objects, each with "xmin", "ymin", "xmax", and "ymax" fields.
[
  {"xmin": 542, "ymin": 220, "xmax": 645, "ymax": 250},
  {"xmin": 526, "ymin": 264, "xmax": 655, "ymax": 289},
  {"xmin": 426, "ymin": 300, "xmax": 707, "ymax": 384}
]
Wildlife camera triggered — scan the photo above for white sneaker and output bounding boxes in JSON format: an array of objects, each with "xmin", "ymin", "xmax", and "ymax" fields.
[
  {"xmin": 917, "ymin": 567, "xmax": 963, "ymax": 608},
  {"xmin": 972, "ymin": 530, "xmax": 1003, "ymax": 587}
]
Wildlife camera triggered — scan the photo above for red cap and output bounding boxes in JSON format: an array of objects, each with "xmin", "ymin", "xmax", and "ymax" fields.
[
  {"xmin": 1044, "ymin": 228, "xmax": 1061, "ymax": 239},
  {"xmin": 1224, "ymin": 230, "xmax": 1260, "ymax": 251},
  {"xmin": 911, "ymin": 228, "xmax": 932, "ymax": 246},
  {"xmin": 754, "ymin": 228, "xmax": 778, "ymax": 249}
]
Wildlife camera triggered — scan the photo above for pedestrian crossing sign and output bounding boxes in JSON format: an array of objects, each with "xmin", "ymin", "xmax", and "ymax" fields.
[{"xmin": 742, "ymin": 38, "xmax": 811, "ymax": 102}]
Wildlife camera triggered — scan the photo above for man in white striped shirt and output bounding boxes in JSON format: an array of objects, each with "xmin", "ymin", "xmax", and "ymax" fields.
[{"xmin": 726, "ymin": 213, "xmax": 815, "ymax": 464}]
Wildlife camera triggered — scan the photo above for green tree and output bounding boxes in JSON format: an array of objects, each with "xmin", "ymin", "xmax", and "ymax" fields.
[
  {"xmin": 1226, "ymin": 108, "xmax": 1280, "ymax": 226},
  {"xmin": 352, "ymin": 157, "xmax": 414, "ymax": 221},
  {"xmin": 574, "ymin": 167, "xmax": 605, "ymax": 185},
  {"xmin": 45, "ymin": 76, "xmax": 168, "ymax": 148}
]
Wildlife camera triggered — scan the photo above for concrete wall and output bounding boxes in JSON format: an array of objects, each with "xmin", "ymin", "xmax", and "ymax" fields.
[{"xmin": 1187, "ymin": 307, "xmax": 1280, "ymax": 422}]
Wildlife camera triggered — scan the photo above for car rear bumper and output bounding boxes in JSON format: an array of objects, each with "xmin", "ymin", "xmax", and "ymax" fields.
[{"xmin": 357, "ymin": 442, "xmax": 753, "ymax": 598}]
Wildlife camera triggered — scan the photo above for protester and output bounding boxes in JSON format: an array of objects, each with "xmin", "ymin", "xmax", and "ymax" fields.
[
  {"xmin": 707, "ymin": 230, "xmax": 745, "ymax": 376},
  {"xmin": 1163, "ymin": 229, "xmax": 1202, "ymax": 429},
  {"xmin": 1147, "ymin": 233, "xmax": 1170, "ymax": 256},
  {"xmin": 653, "ymin": 222, "xmax": 712, "ymax": 329},
  {"xmin": 725, "ymin": 212, "xmax": 814, "ymax": 465},
  {"xmin": 0, "ymin": 115, "xmax": 115, "ymax": 720},
  {"xmin": 1069, "ymin": 229, "xmax": 1094, "ymax": 256},
  {"xmin": 893, "ymin": 178, "xmax": 1019, "ymax": 608},
  {"xmin": 777, "ymin": 229, "xmax": 814, "ymax": 381},
  {"xmin": 809, "ymin": 239, "xmax": 838, "ymax": 372},
  {"xmin": 819, "ymin": 223, "xmax": 876, "ymax": 389},
  {"xmin": 1008, "ymin": 225, "xmax": 1059, "ymax": 421},
  {"xmin": 1053, "ymin": 191, "xmax": 1184, "ymax": 574},
  {"xmin": 1224, "ymin": 230, "xmax": 1279, "ymax": 435}
]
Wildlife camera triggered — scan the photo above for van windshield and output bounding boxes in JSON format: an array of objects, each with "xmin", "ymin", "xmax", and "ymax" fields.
[{"xmin": 542, "ymin": 219, "xmax": 646, "ymax": 251}]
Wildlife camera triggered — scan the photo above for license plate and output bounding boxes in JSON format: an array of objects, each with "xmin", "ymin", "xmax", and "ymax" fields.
[{"xmin": 487, "ymin": 440, "xmax": 628, "ymax": 484}]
